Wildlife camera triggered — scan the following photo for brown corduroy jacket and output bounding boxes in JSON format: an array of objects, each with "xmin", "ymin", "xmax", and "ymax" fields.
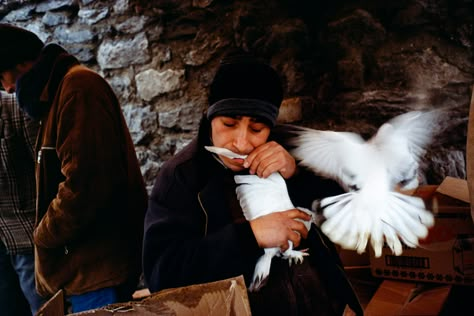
[{"xmin": 32, "ymin": 64, "xmax": 147, "ymax": 297}]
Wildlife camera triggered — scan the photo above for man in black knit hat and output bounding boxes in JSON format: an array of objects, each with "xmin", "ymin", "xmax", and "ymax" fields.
[{"xmin": 143, "ymin": 50, "xmax": 363, "ymax": 316}]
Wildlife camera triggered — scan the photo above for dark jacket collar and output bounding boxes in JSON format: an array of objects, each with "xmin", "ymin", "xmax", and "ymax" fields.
[{"xmin": 16, "ymin": 43, "xmax": 79, "ymax": 120}]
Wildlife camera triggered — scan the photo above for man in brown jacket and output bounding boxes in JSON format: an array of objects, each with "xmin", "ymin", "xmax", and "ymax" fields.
[{"xmin": 0, "ymin": 23, "xmax": 147, "ymax": 313}]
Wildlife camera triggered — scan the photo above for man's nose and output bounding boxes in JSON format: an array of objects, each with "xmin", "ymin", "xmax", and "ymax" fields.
[{"xmin": 233, "ymin": 131, "xmax": 252, "ymax": 153}]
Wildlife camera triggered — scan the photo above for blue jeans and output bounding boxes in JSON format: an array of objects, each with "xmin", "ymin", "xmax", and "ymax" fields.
[
  {"xmin": 0, "ymin": 241, "xmax": 46, "ymax": 316},
  {"xmin": 69, "ymin": 287, "xmax": 119, "ymax": 313}
]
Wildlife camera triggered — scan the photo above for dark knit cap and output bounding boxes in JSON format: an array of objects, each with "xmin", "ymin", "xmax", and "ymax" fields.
[
  {"xmin": 207, "ymin": 50, "xmax": 283, "ymax": 127},
  {"xmin": 0, "ymin": 23, "xmax": 44, "ymax": 72}
]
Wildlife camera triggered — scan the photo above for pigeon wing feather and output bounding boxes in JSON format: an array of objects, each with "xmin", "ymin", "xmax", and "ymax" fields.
[
  {"xmin": 289, "ymin": 128, "xmax": 367, "ymax": 191},
  {"xmin": 370, "ymin": 110, "xmax": 439, "ymax": 189}
]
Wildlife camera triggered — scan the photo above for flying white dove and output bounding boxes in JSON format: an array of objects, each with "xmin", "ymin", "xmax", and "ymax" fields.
[
  {"xmin": 287, "ymin": 110, "xmax": 439, "ymax": 257},
  {"xmin": 205, "ymin": 146, "xmax": 313, "ymax": 292}
]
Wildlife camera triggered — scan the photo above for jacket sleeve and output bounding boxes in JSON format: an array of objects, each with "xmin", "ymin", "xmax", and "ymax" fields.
[{"xmin": 143, "ymin": 161, "xmax": 263, "ymax": 292}]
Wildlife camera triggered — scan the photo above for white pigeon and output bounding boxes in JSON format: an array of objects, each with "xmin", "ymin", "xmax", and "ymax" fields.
[
  {"xmin": 288, "ymin": 110, "xmax": 439, "ymax": 257},
  {"xmin": 205, "ymin": 146, "xmax": 313, "ymax": 292}
]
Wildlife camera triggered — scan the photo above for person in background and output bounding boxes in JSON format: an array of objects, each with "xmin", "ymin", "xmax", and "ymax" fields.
[
  {"xmin": 143, "ymin": 50, "xmax": 363, "ymax": 316},
  {"xmin": 0, "ymin": 90, "xmax": 45, "ymax": 315},
  {"xmin": 0, "ymin": 23, "xmax": 148, "ymax": 313}
]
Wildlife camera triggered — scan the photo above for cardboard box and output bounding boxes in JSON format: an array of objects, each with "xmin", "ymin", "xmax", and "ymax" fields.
[
  {"xmin": 340, "ymin": 248, "xmax": 371, "ymax": 267},
  {"xmin": 39, "ymin": 275, "xmax": 251, "ymax": 316},
  {"xmin": 36, "ymin": 289, "xmax": 64, "ymax": 316},
  {"xmin": 370, "ymin": 177, "xmax": 474, "ymax": 286},
  {"xmin": 364, "ymin": 280, "xmax": 451, "ymax": 315}
]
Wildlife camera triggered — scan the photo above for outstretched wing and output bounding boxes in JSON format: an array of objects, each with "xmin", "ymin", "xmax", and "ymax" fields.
[
  {"xmin": 378, "ymin": 110, "xmax": 439, "ymax": 158},
  {"xmin": 371, "ymin": 110, "xmax": 440, "ymax": 190},
  {"xmin": 288, "ymin": 127, "xmax": 369, "ymax": 191}
]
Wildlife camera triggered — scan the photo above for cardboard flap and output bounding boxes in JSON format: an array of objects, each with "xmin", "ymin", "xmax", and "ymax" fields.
[
  {"xmin": 37, "ymin": 289, "xmax": 64, "ymax": 316},
  {"xmin": 68, "ymin": 276, "xmax": 251, "ymax": 316},
  {"xmin": 365, "ymin": 280, "xmax": 451, "ymax": 316},
  {"xmin": 436, "ymin": 176, "xmax": 470, "ymax": 204}
]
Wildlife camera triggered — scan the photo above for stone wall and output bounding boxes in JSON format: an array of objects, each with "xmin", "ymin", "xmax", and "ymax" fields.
[{"xmin": 1, "ymin": 0, "xmax": 473, "ymax": 192}]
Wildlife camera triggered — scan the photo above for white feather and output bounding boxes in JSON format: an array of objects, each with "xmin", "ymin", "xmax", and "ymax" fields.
[{"xmin": 204, "ymin": 146, "xmax": 248, "ymax": 159}]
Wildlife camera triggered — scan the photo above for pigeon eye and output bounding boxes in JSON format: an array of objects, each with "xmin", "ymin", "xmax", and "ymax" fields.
[
  {"xmin": 398, "ymin": 166, "xmax": 417, "ymax": 186},
  {"xmin": 399, "ymin": 178, "xmax": 411, "ymax": 186}
]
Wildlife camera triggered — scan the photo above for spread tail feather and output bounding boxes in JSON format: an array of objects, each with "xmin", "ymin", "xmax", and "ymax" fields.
[{"xmin": 249, "ymin": 248, "xmax": 278, "ymax": 292}]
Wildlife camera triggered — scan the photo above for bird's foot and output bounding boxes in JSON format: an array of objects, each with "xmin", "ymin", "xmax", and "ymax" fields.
[{"xmin": 282, "ymin": 248, "xmax": 309, "ymax": 266}]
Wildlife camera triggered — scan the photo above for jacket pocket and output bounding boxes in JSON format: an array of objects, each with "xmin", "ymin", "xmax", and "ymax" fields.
[{"xmin": 34, "ymin": 245, "xmax": 66, "ymax": 297}]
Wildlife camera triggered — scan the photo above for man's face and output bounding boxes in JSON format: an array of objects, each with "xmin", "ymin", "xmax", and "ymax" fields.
[
  {"xmin": 0, "ymin": 64, "xmax": 28, "ymax": 93},
  {"xmin": 210, "ymin": 115, "xmax": 271, "ymax": 172}
]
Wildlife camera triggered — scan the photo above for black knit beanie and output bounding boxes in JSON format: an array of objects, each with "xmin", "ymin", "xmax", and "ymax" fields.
[
  {"xmin": 207, "ymin": 50, "xmax": 283, "ymax": 127},
  {"xmin": 0, "ymin": 23, "xmax": 44, "ymax": 72}
]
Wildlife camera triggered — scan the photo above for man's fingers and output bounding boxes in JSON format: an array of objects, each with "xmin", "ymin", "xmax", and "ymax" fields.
[
  {"xmin": 288, "ymin": 219, "xmax": 309, "ymax": 239},
  {"xmin": 256, "ymin": 160, "xmax": 281, "ymax": 178},
  {"xmin": 247, "ymin": 152, "xmax": 274, "ymax": 176},
  {"xmin": 280, "ymin": 241, "xmax": 290, "ymax": 252},
  {"xmin": 286, "ymin": 209, "xmax": 311, "ymax": 221},
  {"xmin": 287, "ymin": 229, "xmax": 302, "ymax": 248}
]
